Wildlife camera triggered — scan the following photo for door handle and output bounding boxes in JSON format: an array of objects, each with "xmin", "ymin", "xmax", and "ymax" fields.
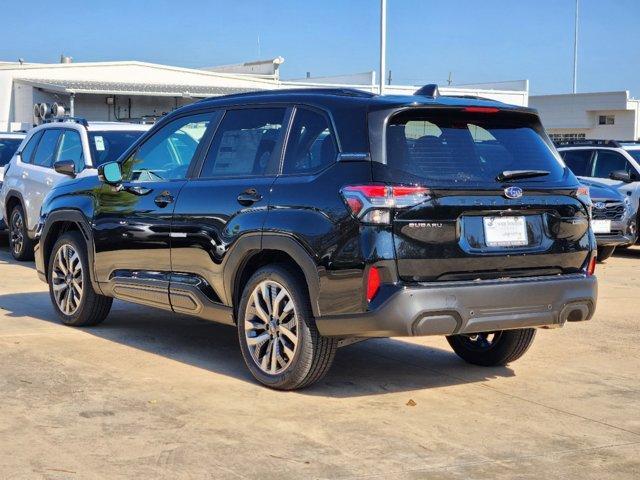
[
  {"xmin": 237, "ymin": 188, "xmax": 263, "ymax": 206},
  {"xmin": 154, "ymin": 191, "xmax": 174, "ymax": 208}
]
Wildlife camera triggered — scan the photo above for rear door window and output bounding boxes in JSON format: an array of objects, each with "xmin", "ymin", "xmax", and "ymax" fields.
[
  {"xmin": 19, "ymin": 131, "xmax": 43, "ymax": 164},
  {"xmin": 283, "ymin": 108, "xmax": 337, "ymax": 175},
  {"xmin": 32, "ymin": 130, "xmax": 62, "ymax": 168},
  {"xmin": 386, "ymin": 109, "xmax": 566, "ymax": 186},
  {"xmin": 560, "ymin": 149, "xmax": 593, "ymax": 176},
  {"xmin": 200, "ymin": 108, "xmax": 285, "ymax": 178}
]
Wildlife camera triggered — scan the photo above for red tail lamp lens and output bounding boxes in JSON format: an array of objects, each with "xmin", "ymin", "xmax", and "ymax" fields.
[
  {"xmin": 366, "ymin": 266, "xmax": 381, "ymax": 302},
  {"xmin": 587, "ymin": 256, "xmax": 596, "ymax": 276}
]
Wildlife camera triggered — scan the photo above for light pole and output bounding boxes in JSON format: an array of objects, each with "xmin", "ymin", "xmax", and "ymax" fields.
[
  {"xmin": 379, "ymin": 0, "xmax": 387, "ymax": 94},
  {"xmin": 573, "ymin": 0, "xmax": 579, "ymax": 94}
]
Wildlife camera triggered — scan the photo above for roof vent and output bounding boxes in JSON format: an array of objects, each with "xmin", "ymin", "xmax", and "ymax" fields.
[{"xmin": 414, "ymin": 84, "xmax": 440, "ymax": 98}]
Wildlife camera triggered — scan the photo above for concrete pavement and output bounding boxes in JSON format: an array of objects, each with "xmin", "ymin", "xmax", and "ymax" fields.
[{"xmin": 0, "ymin": 236, "xmax": 638, "ymax": 479}]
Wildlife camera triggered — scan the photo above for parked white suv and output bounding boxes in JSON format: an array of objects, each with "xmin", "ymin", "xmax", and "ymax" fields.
[
  {"xmin": 0, "ymin": 118, "xmax": 149, "ymax": 260},
  {"xmin": 556, "ymin": 139, "xmax": 640, "ymax": 243}
]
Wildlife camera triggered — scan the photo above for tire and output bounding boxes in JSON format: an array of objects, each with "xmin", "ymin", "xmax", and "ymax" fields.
[
  {"xmin": 47, "ymin": 231, "xmax": 112, "ymax": 326},
  {"xmin": 237, "ymin": 264, "xmax": 338, "ymax": 390},
  {"xmin": 447, "ymin": 328, "xmax": 536, "ymax": 367},
  {"xmin": 9, "ymin": 204, "xmax": 34, "ymax": 261},
  {"xmin": 597, "ymin": 245, "xmax": 616, "ymax": 262}
]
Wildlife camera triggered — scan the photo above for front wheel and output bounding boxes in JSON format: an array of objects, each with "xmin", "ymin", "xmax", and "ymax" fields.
[
  {"xmin": 447, "ymin": 328, "xmax": 536, "ymax": 366},
  {"xmin": 597, "ymin": 245, "xmax": 616, "ymax": 262},
  {"xmin": 48, "ymin": 231, "xmax": 112, "ymax": 326},
  {"xmin": 237, "ymin": 265, "xmax": 338, "ymax": 390}
]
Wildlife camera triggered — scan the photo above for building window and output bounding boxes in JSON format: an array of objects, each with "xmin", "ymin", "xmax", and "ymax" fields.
[
  {"xmin": 598, "ymin": 115, "xmax": 615, "ymax": 125},
  {"xmin": 549, "ymin": 132, "xmax": 586, "ymax": 142}
]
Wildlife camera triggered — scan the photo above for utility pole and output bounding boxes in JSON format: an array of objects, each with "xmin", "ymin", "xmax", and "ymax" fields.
[
  {"xmin": 573, "ymin": 0, "xmax": 579, "ymax": 93},
  {"xmin": 447, "ymin": 72, "xmax": 453, "ymax": 86},
  {"xmin": 379, "ymin": 0, "xmax": 387, "ymax": 94}
]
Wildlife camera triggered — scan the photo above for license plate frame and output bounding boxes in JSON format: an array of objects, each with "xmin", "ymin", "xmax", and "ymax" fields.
[
  {"xmin": 483, "ymin": 216, "xmax": 528, "ymax": 247},
  {"xmin": 591, "ymin": 219, "xmax": 611, "ymax": 234}
]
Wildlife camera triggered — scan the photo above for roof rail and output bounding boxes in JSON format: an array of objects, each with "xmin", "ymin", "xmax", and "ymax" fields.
[
  {"xmin": 554, "ymin": 139, "xmax": 625, "ymax": 148},
  {"xmin": 43, "ymin": 116, "xmax": 89, "ymax": 128},
  {"xmin": 198, "ymin": 87, "xmax": 376, "ymax": 103},
  {"xmin": 414, "ymin": 84, "xmax": 440, "ymax": 98}
]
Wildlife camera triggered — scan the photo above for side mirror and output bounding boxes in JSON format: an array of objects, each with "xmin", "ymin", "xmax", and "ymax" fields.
[
  {"xmin": 98, "ymin": 161, "xmax": 123, "ymax": 185},
  {"xmin": 53, "ymin": 159, "xmax": 76, "ymax": 177},
  {"xmin": 609, "ymin": 170, "xmax": 632, "ymax": 183}
]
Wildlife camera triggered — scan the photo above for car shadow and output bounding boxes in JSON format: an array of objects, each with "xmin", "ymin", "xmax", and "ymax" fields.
[
  {"xmin": 0, "ymin": 289, "xmax": 516, "ymax": 397},
  {"xmin": 613, "ymin": 245, "xmax": 640, "ymax": 259}
]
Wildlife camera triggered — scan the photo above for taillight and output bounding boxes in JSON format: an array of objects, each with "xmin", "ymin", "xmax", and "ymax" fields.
[
  {"xmin": 341, "ymin": 184, "xmax": 430, "ymax": 224},
  {"xmin": 366, "ymin": 266, "xmax": 381, "ymax": 302},
  {"xmin": 586, "ymin": 255, "xmax": 596, "ymax": 276}
]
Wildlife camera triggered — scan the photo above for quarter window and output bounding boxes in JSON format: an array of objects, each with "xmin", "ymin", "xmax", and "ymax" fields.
[
  {"xmin": 124, "ymin": 113, "xmax": 212, "ymax": 182},
  {"xmin": 200, "ymin": 108, "xmax": 285, "ymax": 178},
  {"xmin": 283, "ymin": 108, "xmax": 337, "ymax": 175},
  {"xmin": 32, "ymin": 130, "xmax": 61, "ymax": 168},
  {"xmin": 55, "ymin": 130, "xmax": 84, "ymax": 172}
]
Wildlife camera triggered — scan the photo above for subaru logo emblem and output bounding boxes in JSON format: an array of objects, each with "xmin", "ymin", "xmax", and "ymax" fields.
[
  {"xmin": 504, "ymin": 186, "xmax": 523, "ymax": 199},
  {"xmin": 594, "ymin": 202, "xmax": 606, "ymax": 210}
]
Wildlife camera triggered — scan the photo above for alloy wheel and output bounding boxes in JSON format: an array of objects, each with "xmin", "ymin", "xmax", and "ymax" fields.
[
  {"xmin": 461, "ymin": 331, "xmax": 503, "ymax": 351},
  {"xmin": 51, "ymin": 244, "xmax": 84, "ymax": 316},
  {"xmin": 244, "ymin": 280, "xmax": 299, "ymax": 375},
  {"xmin": 10, "ymin": 211, "xmax": 24, "ymax": 256}
]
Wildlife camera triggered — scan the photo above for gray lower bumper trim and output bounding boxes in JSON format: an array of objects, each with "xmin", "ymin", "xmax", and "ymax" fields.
[{"xmin": 316, "ymin": 274, "xmax": 597, "ymax": 338}]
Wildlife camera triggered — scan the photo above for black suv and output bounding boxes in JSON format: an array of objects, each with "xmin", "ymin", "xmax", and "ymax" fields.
[{"xmin": 35, "ymin": 87, "xmax": 598, "ymax": 390}]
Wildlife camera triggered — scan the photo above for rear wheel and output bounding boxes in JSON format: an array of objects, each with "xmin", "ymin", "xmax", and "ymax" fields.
[
  {"xmin": 447, "ymin": 328, "xmax": 536, "ymax": 366},
  {"xmin": 597, "ymin": 245, "xmax": 616, "ymax": 262},
  {"xmin": 237, "ymin": 265, "xmax": 338, "ymax": 390},
  {"xmin": 48, "ymin": 231, "xmax": 112, "ymax": 326},
  {"xmin": 9, "ymin": 204, "xmax": 34, "ymax": 261}
]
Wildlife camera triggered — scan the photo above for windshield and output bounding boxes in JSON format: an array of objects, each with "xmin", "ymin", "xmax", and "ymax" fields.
[
  {"xmin": 386, "ymin": 109, "xmax": 567, "ymax": 186},
  {"xmin": 0, "ymin": 138, "xmax": 22, "ymax": 166},
  {"xmin": 88, "ymin": 131, "xmax": 144, "ymax": 167}
]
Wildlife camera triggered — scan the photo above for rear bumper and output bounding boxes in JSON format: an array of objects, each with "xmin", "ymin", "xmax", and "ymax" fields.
[
  {"xmin": 595, "ymin": 233, "xmax": 634, "ymax": 247},
  {"xmin": 316, "ymin": 274, "xmax": 597, "ymax": 338}
]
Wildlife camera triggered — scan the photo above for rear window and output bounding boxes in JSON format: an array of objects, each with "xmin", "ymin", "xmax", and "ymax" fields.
[
  {"xmin": 88, "ymin": 130, "xmax": 144, "ymax": 167},
  {"xmin": 0, "ymin": 138, "xmax": 22, "ymax": 166},
  {"xmin": 386, "ymin": 109, "xmax": 566, "ymax": 185}
]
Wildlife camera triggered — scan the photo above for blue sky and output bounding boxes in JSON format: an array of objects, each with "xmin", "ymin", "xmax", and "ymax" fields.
[{"xmin": 1, "ymin": 0, "xmax": 638, "ymax": 96}]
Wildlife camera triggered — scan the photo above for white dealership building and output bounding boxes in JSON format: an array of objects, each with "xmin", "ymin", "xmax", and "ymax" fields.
[
  {"xmin": 530, "ymin": 91, "xmax": 640, "ymax": 142},
  {"xmin": 0, "ymin": 57, "xmax": 529, "ymax": 132}
]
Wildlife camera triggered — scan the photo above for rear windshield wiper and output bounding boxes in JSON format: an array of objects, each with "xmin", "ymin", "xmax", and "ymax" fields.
[{"xmin": 496, "ymin": 170, "xmax": 550, "ymax": 182}]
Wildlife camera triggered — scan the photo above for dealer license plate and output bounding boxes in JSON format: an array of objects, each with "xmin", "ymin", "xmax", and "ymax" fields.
[
  {"xmin": 591, "ymin": 219, "xmax": 611, "ymax": 234},
  {"xmin": 483, "ymin": 216, "xmax": 528, "ymax": 247}
]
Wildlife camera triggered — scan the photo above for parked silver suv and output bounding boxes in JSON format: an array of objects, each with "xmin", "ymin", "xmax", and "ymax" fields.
[
  {"xmin": 0, "ymin": 118, "xmax": 149, "ymax": 260},
  {"xmin": 557, "ymin": 140, "xmax": 640, "ymax": 243}
]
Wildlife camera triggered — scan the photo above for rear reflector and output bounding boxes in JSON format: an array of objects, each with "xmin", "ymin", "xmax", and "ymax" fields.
[
  {"xmin": 587, "ymin": 256, "xmax": 596, "ymax": 276},
  {"xmin": 366, "ymin": 266, "xmax": 381, "ymax": 302},
  {"xmin": 463, "ymin": 107, "xmax": 500, "ymax": 113}
]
